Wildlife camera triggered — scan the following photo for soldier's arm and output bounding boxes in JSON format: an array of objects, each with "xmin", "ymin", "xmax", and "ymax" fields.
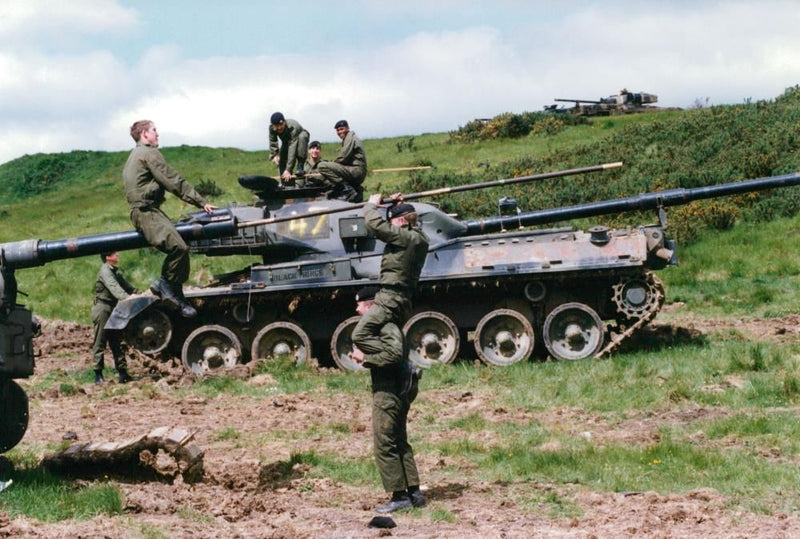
[
  {"xmin": 99, "ymin": 266, "xmax": 132, "ymax": 301},
  {"xmin": 363, "ymin": 204, "xmax": 414, "ymax": 246},
  {"xmin": 117, "ymin": 271, "xmax": 138, "ymax": 295},
  {"xmin": 268, "ymin": 128, "xmax": 279, "ymax": 160},
  {"xmin": 145, "ymin": 151, "xmax": 208, "ymax": 208}
]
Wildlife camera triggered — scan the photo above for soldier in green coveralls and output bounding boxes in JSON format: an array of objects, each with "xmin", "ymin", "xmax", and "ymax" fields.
[
  {"xmin": 351, "ymin": 285, "xmax": 426, "ymax": 513},
  {"xmin": 92, "ymin": 252, "xmax": 137, "ymax": 384},
  {"xmin": 123, "ymin": 120, "xmax": 216, "ymax": 318},
  {"xmin": 268, "ymin": 112, "xmax": 310, "ymax": 182},
  {"xmin": 351, "ymin": 193, "xmax": 429, "ymax": 354},
  {"xmin": 318, "ymin": 119, "xmax": 367, "ymax": 202}
]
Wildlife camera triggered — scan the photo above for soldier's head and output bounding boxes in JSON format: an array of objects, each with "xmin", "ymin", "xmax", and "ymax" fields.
[
  {"xmin": 101, "ymin": 252, "xmax": 119, "ymax": 265},
  {"xmin": 334, "ymin": 119, "xmax": 349, "ymax": 140},
  {"xmin": 130, "ymin": 120, "xmax": 158, "ymax": 146},
  {"xmin": 355, "ymin": 285, "xmax": 379, "ymax": 316},
  {"xmin": 271, "ymin": 112, "xmax": 286, "ymax": 133},
  {"xmin": 309, "ymin": 140, "xmax": 321, "ymax": 160},
  {"xmin": 387, "ymin": 203, "xmax": 418, "ymax": 227}
]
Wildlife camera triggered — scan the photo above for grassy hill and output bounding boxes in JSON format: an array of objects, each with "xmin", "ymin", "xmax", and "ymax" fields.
[{"xmin": 3, "ymin": 87, "xmax": 800, "ymax": 323}]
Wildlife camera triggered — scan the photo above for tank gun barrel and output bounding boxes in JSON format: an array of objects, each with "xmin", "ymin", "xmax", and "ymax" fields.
[
  {"xmin": 555, "ymin": 98, "xmax": 602, "ymax": 104},
  {"xmin": 237, "ymin": 162, "xmax": 623, "ymax": 229},
  {"xmin": 0, "ymin": 209, "xmax": 237, "ymax": 270},
  {"xmin": 464, "ymin": 171, "xmax": 800, "ymax": 234}
]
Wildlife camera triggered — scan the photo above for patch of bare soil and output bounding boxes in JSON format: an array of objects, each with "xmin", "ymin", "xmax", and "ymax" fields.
[{"xmin": 3, "ymin": 317, "xmax": 800, "ymax": 537}]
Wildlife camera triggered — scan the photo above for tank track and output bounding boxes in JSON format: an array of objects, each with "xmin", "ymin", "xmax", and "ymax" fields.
[{"xmin": 595, "ymin": 272, "xmax": 665, "ymax": 358}]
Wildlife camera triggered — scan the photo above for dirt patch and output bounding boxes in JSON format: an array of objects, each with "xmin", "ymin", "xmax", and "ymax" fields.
[{"xmin": 3, "ymin": 317, "xmax": 800, "ymax": 537}]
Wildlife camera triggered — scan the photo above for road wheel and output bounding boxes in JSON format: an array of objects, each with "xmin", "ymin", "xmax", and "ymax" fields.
[
  {"xmin": 473, "ymin": 309, "xmax": 534, "ymax": 366},
  {"xmin": 125, "ymin": 308, "xmax": 172, "ymax": 355},
  {"xmin": 0, "ymin": 379, "xmax": 29, "ymax": 453},
  {"xmin": 251, "ymin": 321, "xmax": 311, "ymax": 366},
  {"xmin": 403, "ymin": 311, "xmax": 460, "ymax": 368},
  {"xmin": 543, "ymin": 302, "xmax": 604, "ymax": 361},
  {"xmin": 330, "ymin": 316, "xmax": 367, "ymax": 372},
  {"xmin": 181, "ymin": 325, "xmax": 242, "ymax": 375}
]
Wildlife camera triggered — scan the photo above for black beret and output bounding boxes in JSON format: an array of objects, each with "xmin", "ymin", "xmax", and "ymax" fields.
[
  {"xmin": 355, "ymin": 286, "xmax": 380, "ymax": 302},
  {"xmin": 334, "ymin": 119, "xmax": 349, "ymax": 129},
  {"xmin": 388, "ymin": 203, "xmax": 415, "ymax": 219},
  {"xmin": 270, "ymin": 112, "xmax": 285, "ymax": 125},
  {"xmin": 309, "ymin": 140, "xmax": 321, "ymax": 149}
]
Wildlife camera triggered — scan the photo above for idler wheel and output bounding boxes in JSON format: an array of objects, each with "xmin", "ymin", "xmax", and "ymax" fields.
[
  {"xmin": 543, "ymin": 302, "xmax": 604, "ymax": 361},
  {"xmin": 251, "ymin": 321, "xmax": 311, "ymax": 366},
  {"xmin": 403, "ymin": 311, "xmax": 460, "ymax": 368},
  {"xmin": 0, "ymin": 379, "xmax": 29, "ymax": 453},
  {"xmin": 330, "ymin": 316, "xmax": 367, "ymax": 372},
  {"xmin": 473, "ymin": 309, "xmax": 534, "ymax": 366},
  {"xmin": 181, "ymin": 325, "xmax": 241, "ymax": 375}
]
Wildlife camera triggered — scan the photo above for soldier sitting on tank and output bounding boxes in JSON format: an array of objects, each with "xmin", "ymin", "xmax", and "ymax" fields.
[
  {"xmin": 123, "ymin": 120, "xmax": 216, "ymax": 318},
  {"xmin": 350, "ymin": 285, "xmax": 425, "ymax": 513},
  {"xmin": 317, "ymin": 120, "xmax": 367, "ymax": 202},
  {"xmin": 92, "ymin": 252, "xmax": 137, "ymax": 384},
  {"xmin": 268, "ymin": 112, "xmax": 310, "ymax": 183},
  {"xmin": 294, "ymin": 140, "xmax": 323, "ymax": 188}
]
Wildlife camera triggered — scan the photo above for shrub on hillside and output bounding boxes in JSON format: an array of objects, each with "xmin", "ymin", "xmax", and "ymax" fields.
[{"xmin": 449, "ymin": 111, "xmax": 585, "ymax": 142}]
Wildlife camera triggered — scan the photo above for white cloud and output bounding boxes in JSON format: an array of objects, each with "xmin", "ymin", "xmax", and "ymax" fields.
[{"xmin": 2, "ymin": 1, "xmax": 800, "ymax": 165}]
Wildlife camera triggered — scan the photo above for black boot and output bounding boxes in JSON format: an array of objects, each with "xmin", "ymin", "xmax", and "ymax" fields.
[
  {"xmin": 171, "ymin": 282, "xmax": 198, "ymax": 318},
  {"xmin": 339, "ymin": 183, "xmax": 359, "ymax": 202},
  {"xmin": 375, "ymin": 492, "xmax": 412, "ymax": 513},
  {"xmin": 150, "ymin": 277, "xmax": 180, "ymax": 307},
  {"xmin": 94, "ymin": 370, "xmax": 105, "ymax": 385},
  {"xmin": 408, "ymin": 487, "xmax": 427, "ymax": 508},
  {"xmin": 118, "ymin": 369, "xmax": 133, "ymax": 384}
]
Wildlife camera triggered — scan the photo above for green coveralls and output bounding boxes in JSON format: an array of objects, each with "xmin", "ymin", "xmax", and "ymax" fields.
[
  {"xmin": 122, "ymin": 142, "xmax": 208, "ymax": 285},
  {"xmin": 318, "ymin": 130, "xmax": 367, "ymax": 189},
  {"xmin": 352, "ymin": 202, "xmax": 429, "ymax": 352},
  {"xmin": 364, "ymin": 322, "xmax": 420, "ymax": 493},
  {"xmin": 92, "ymin": 263, "xmax": 136, "ymax": 372},
  {"xmin": 268, "ymin": 119, "xmax": 310, "ymax": 174}
]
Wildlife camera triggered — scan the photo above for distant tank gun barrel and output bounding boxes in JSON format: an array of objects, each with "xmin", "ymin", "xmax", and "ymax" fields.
[
  {"xmin": 555, "ymin": 98, "xmax": 602, "ymax": 104},
  {"xmin": 237, "ymin": 162, "xmax": 623, "ymax": 229},
  {"xmin": 464, "ymin": 171, "xmax": 800, "ymax": 234},
  {"xmin": 0, "ymin": 209, "xmax": 237, "ymax": 270}
]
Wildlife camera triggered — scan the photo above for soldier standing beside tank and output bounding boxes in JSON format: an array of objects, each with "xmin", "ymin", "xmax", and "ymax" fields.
[
  {"xmin": 352, "ymin": 193, "xmax": 429, "ymax": 375},
  {"xmin": 268, "ymin": 112, "xmax": 310, "ymax": 183},
  {"xmin": 123, "ymin": 120, "xmax": 216, "ymax": 318},
  {"xmin": 350, "ymin": 286, "xmax": 425, "ymax": 513},
  {"xmin": 92, "ymin": 252, "xmax": 137, "ymax": 384},
  {"xmin": 318, "ymin": 120, "xmax": 367, "ymax": 202}
]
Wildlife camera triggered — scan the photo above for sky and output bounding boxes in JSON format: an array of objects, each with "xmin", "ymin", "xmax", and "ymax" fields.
[{"xmin": 2, "ymin": 0, "xmax": 800, "ymax": 165}]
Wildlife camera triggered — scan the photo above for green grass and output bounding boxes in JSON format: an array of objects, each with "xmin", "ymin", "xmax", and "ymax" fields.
[{"xmin": 0, "ymin": 452, "xmax": 123, "ymax": 521}]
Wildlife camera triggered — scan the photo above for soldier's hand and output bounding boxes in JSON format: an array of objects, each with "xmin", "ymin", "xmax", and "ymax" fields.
[
  {"xmin": 271, "ymin": 156, "xmax": 280, "ymax": 166},
  {"xmin": 368, "ymin": 193, "xmax": 383, "ymax": 205},
  {"xmin": 351, "ymin": 346, "xmax": 364, "ymax": 364},
  {"xmin": 202, "ymin": 203, "xmax": 217, "ymax": 214},
  {"xmin": 389, "ymin": 192, "xmax": 403, "ymax": 202},
  {"xmin": 280, "ymin": 170, "xmax": 292, "ymax": 182}
]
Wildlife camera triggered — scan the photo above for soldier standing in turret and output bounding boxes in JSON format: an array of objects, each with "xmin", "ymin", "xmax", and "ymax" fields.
[
  {"xmin": 318, "ymin": 120, "xmax": 367, "ymax": 202},
  {"xmin": 268, "ymin": 112, "xmax": 310, "ymax": 182},
  {"xmin": 123, "ymin": 120, "xmax": 216, "ymax": 318},
  {"xmin": 92, "ymin": 252, "xmax": 137, "ymax": 384}
]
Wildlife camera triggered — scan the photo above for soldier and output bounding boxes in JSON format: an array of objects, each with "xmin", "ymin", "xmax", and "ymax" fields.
[
  {"xmin": 268, "ymin": 112, "xmax": 310, "ymax": 182},
  {"xmin": 305, "ymin": 140, "xmax": 322, "ymax": 172},
  {"xmin": 351, "ymin": 285, "xmax": 425, "ymax": 513},
  {"xmin": 351, "ymin": 193, "xmax": 429, "ymax": 355},
  {"xmin": 92, "ymin": 252, "xmax": 137, "ymax": 384},
  {"xmin": 317, "ymin": 119, "xmax": 367, "ymax": 202},
  {"xmin": 123, "ymin": 120, "xmax": 216, "ymax": 318}
]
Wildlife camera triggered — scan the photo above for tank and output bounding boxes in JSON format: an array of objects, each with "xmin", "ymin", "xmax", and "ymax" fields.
[
  {"xmin": 98, "ymin": 171, "xmax": 800, "ymax": 376},
  {"xmin": 552, "ymin": 89, "xmax": 658, "ymax": 116}
]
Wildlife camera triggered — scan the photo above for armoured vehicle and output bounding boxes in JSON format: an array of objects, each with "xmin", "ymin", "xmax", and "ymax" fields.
[
  {"xmin": 102, "ymin": 169, "xmax": 800, "ymax": 375},
  {"xmin": 550, "ymin": 89, "xmax": 658, "ymax": 116},
  {"xmin": 5, "ymin": 169, "xmax": 800, "ymax": 453}
]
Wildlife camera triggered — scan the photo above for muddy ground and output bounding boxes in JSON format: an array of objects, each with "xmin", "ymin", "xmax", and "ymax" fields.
[{"xmin": 3, "ymin": 312, "xmax": 800, "ymax": 538}]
